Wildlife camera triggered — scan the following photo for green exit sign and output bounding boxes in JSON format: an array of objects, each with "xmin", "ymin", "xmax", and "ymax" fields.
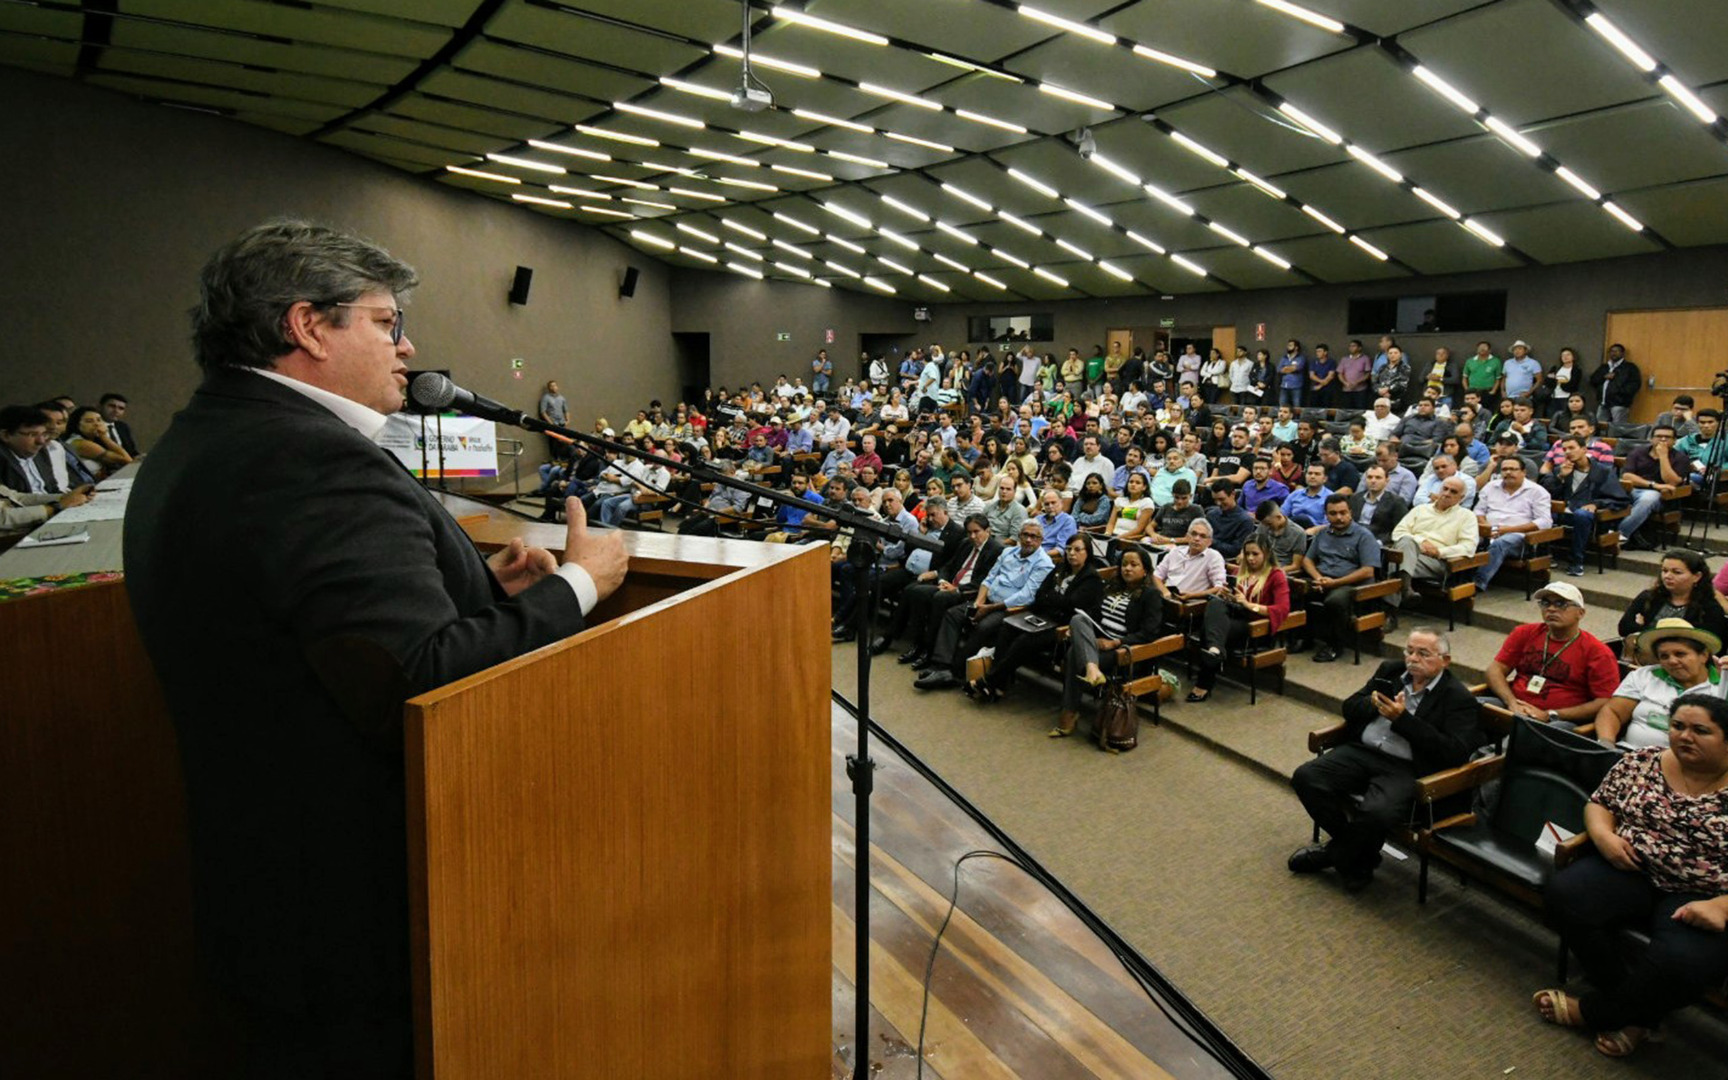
[
  {"xmin": 776, "ymin": 332, "xmax": 791, "ymax": 341},
  {"xmin": 1158, "ymin": 317, "xmax": 1176, "ymax": 328}
]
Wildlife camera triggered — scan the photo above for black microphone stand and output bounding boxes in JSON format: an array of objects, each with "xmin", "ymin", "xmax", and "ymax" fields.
[{"xmin": 498, "ymin": 407, "xmax": 937, "ymax": 1078}]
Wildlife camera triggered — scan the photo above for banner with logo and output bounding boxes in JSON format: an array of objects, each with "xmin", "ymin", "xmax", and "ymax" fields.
[{"xmin": 378, "ymin": 413, "xmax": 499, "ymax": 478}]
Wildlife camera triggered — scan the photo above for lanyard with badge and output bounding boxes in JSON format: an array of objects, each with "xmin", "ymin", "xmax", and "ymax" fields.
[{"xmin": 1523, "ymin": 632, "xmax": 1580, "ymax": 695}]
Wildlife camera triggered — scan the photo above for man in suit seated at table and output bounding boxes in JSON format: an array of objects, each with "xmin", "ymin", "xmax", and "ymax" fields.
[
  {"xmin": 0, "ymin": 405, "xmax": 63, "ymax": 496},
  {"xmin": 1288, "ymin": 627, "xmax": 1484, "ymax": 892}
]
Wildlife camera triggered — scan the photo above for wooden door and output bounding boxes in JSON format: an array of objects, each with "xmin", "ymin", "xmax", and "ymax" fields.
[
  {"xmin": 1106, "ymin": 327, "xmax": 1134, "ymax": 362},
  {"xmin": 1603, "ymin": 307, "xmax": 1728, "ymax": 422},
  {"xmin": 1212, "ymin": 325, "xmax": 1237, "ymax": 366}
]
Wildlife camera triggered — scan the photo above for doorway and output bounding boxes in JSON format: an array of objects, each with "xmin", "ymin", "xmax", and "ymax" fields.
[
  {"xmin": 1603, "ymin": 307, "xmax": 1728, "ymax": 422},
  {"xmin": 860, "ymin": 333, "xmax": 916, "ymax": 380},
  {"xmin": 671, "ymin": 332, "xmax": 710, "ymax": 405}
]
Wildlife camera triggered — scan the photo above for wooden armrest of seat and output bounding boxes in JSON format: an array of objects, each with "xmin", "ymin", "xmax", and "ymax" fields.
[
  {"xmin": 1662, "ymin": 485, "xmax": 1693, "ymax": 501},
  {"xmin": 1382, "ymin": 548, "xmax": 1404, "ymax": 566},
  {"xmin": 1308, "ymin": 721, "xmax": 1348, "ymax": 753},
  {"xmin": 1598, "ymin": 506, "xmax": 1628, "ymax": 522},
  {"xmin": 1447, "ymin": 552, "xmax": 1490, "ymax": 572},
  {"xmin": 1425, "ymin": 810, "xmax": 1477, "ymax": 835},
  {"xmin": 1554, "ymin": 832, "xmax": 1593, "ymax": 870},
  {"xmin": 1416, "ymin": 755, "xmax": 1504, "ymax": 804},
  {"xmin": 1353, "ymin": 578, "xmax": 1403, "ymax": 602},
  {"xmin": 1120, "ymin": 632, "xmax": 1185, "ymax": 665},
  {"xmin": 1527, "ymin": 526, "xmax": 1564, "ymax": 545}
]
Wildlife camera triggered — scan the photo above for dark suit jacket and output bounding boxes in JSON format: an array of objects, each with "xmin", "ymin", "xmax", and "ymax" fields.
[
  {"xmin": 124, "ymin": 368, "xmax": 585, "ymax": 1049},
  {"xmin": 0, "ymin": 447, "xmax": 60, "ymax": 494},
  {"xmin": 1342, "ymin": 660, "xmax": 1484, "ymax": 776},
  {"xmin": 111, "ymin": 418, "xmax": 139, "ymax": 456},
  {"xmin": 928, "ymin": 516, "xmax": 967, "ymax": 571},
  {"xmin": 1542, "ymin": 459, "xmax": 1630, "ymax": 510},
  {"xmin": 1348, "ymin": 490, "xmax": 1411, "ymax": 545},
  {"xmin": 1029, "ymin": 565, "xmax": 1104, "ymax": 623},
  {"xmin": 939, "ymin": 535, "xmax": 1003, "ymax": 588}
]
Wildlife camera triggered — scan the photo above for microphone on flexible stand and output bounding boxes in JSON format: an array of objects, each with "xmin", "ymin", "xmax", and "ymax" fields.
[{"xmin": 408, "ymin": 372, "xmax": 529, "ymax": 427}]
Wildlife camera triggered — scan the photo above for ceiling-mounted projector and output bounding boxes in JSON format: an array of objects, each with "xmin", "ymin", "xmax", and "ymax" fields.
[{"xmin": 730, "ymin": 85, "xmax": 773, "ymax": 112}]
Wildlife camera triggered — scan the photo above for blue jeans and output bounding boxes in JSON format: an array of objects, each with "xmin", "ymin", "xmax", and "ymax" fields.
[
  {"xmin": 1557, "ymin": 508, "xmax": 1595, "ymax": 568},
  {"xmin": 1278, "ymin": 386, "xmax": 1303, "ymax": 408},
  {"xmin": 1619, "ymin": 488, "xmax": 1662, "ymax": 541},
  {"xmin": 536, "ymin": 462, "xmax": 565, "ymax": 493},
  {"xmin": 598, "ymin": 493, "xmax": 638, "ymax": 526},
  {"xmin": 1474, "ymin": 533, "xmax": 1527, "ymax": 587}
]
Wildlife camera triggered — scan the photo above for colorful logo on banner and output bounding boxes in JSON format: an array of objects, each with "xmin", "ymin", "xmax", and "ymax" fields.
[{"xmin": 378, "ymin": 413, "xmax": 500, "ymax": 478}]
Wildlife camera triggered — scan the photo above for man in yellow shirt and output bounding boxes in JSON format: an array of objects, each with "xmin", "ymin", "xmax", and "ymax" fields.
[{"xmin": 1385, "ymin": 475, "xmax": 1477, "ymax": 615}]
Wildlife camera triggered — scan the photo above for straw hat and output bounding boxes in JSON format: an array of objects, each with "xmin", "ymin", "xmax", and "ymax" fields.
[{"xmin": 1626, "ymin": 617, "xmax": 1722, "ymax": 665}]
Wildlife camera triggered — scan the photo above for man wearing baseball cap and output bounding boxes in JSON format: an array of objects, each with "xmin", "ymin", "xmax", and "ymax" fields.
[{"xmin": 1483, "ymin": 582, "xmax": 1621, "ymax": 726}]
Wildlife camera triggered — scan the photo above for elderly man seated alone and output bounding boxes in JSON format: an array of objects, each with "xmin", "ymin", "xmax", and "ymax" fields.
[
  {"xmin": 1385, "ymin": 475, "xmax": 1478, "ymax": 616},
  {"xmin": 1289, "ymin": 628, "xmax": 1484, "ymax": 891}
]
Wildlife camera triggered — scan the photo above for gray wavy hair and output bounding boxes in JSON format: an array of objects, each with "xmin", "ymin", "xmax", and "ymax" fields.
[{"xmin": 191, "ymin": 219, "xmax": 418, "ymax": 371}]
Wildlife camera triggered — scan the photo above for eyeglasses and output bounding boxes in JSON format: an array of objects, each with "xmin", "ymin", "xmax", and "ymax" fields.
[
  {"xmin": 1403, "ymin": 647, "xmax": 1442, "ymax": 658},
  {"xmin": 1535, "ymin": 598, "xmax": 1576, "ymax": 609},
  {"xmin": 331, "ymin": 302, "xmax": 405, "ymax": 344}
]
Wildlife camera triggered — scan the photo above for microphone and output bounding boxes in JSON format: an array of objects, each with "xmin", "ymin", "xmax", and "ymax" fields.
[{"xmin": 408, "ymin": 372, "xmax": 527, "ymax": 426}]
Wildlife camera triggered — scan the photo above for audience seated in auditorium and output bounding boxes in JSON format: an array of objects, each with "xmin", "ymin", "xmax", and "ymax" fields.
[
  {"xmin": 1205, "ymin": 480, "xmax": 1255, "ymax": 560},
  {"xmin": 1105, "ymin": 471, "xmax": 1157, "ymax": 547},
  {"xmin": 1031, "ymin": 488, "xmax": 1076, "ymax": 556},
  {"xmin": 1051, "ymin": 547, "xmax": 1164, "ymax": 738},
  {"xmin": 883, "ymin": 514, "xmax": 999, "ymax": 667},
  {"xmin": 1596, "ymin": 618, "xmax": 1728, "ymax": 751},
  {"xmin": 1284, "ymin": 463, "xmax": 1333, "ymax": 531},
  {"xmin": 1472, "ymin": 456, "xmax": 1552, "ymax": 591},
  {"xmin": 1189, "ymin": 536, "xmax": 1289, "ymax": 703},
  {"xmin": 1252, "ymin": 499, "xmax": 1307, "ymax": 575},
  {"xmin": 1482, "ymin": 582, "xmax": 1618, "ymax": 726},
  {"xmin": 913, "ymin": 518, "xmax": 1054, "ymax": 691},
  {"xmin": 1413, "ymin": 454, "xmax": 1478, "ymax": 510},
  {"xmin": 0, "ymin": 478, "xmax": 89, "ymax": 535},
  {"xmin": 0, "ymin": 405, "xmax": 63, "ymax": 495},
  {"xmin": 1588, "ymin": 342, "xmax": 1641, "ymax": 425},
  {"xmin": 98, "ymin": 392, "xmax": 139, "ymax": 457},
  {"xmin": 983, "ymin": 475, "xmax": 1028, "ymax": 541},
  {"xmin": 966, "ymin": 535, "xmax": 1104, "ymax": 703},
  {"xmin": 1347, "ymin": 465, "xmax": 1410, "ymax": 546},
  {"xmin": 1617, "ymin": 424, "xmax": 1690, "ymax": 551},
  {"xmin": 1678, "ymin": 409, "xmax": 1726, "ymax": 486},
  {"xmin": 1617, "ymin": 549, "xmax": 1728, "ymax": 648},
  {"xmin": 1542, "ymin": 436, "xmax": 1631, "ymax": 577},
  {"xmin": 34, "ymin": 402, "xmax": 94, "ymax": 490},
  {"xmin": 1240, "ymin": 457, "xmax": 1288, "ymax": 515},
  {"xmin": 1289, "ymin": 627, "xmax": 1484, "ymax": 892},
  {"xmin": 1386, "ymin": 475, "xmax": 1477, "ymax": 611},
  {"xmin": 1295, "ymin": 494, "xmax": 1381, "ymax": 663},
  {"xmin": 1151, "ymin": 519, "xmax": 1227, "ymax": 608}
]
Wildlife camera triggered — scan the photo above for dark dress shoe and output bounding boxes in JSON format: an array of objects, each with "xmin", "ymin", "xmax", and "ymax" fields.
[
  {"xmin": 869, "ymin": 636, "xmax": 892, "ymax": 655},
  {"xmin": 914, "ymin": 670, "xmax": 959, "ymax": 690},
  {"xmin": 831, "ymin": 628, "xmax": 856, "ymax": 643},
  {"xmin": 1312, "ymin": 645, "xmax": 1339, "ymax": 663},
  {"xmin": 1287, "ymin": 844, "xmax": 1334, "ymax": 874},
  {"xmin": 897, "ymin": 648, "xmax": 926, "ymax": 665}
]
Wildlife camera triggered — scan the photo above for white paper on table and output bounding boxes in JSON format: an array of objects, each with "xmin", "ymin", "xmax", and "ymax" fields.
[
  {"xmin": 16, "ymin": 528, "xmax": 91, "ymax": 548},
  {"xmin": 95, "ymin": 477, "xmax": 134, "ymax": 492},
  {"xmin": 47, "ymin": 493, "xmax": 129, "ymax": 524}
]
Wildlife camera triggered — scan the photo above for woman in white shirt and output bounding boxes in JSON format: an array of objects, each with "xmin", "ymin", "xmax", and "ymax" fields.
[
  {"xmin": 881, "ymin": 390, "xmax": 909, "ymax": 423},
  {"xmin": 1000, "ymin": 459, "xmax": 1038, "ymax": 509},
  {"xmin": 1105, "ymin": 471, "xmax": 1157, "ymax": 543},
  {"xmin": 1200, "ymin": 348, "xmax": 1228, "ymax": 404},
  {"xmin": 1595, "ymin": 619, "xmax": 1728, "ymax": 748}
]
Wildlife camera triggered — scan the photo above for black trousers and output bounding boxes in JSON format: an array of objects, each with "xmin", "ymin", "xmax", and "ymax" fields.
[
  {"xmin": 933, "ymin": 608, "xmax": 1010, "ymax": 675},
  {"xmin": 983, "ymin": 625, "xmax": 1058, "ymax": 690},
  {"xmin": 1290, "ymin": 742, "xmax": 1419, "ymax": 874},
  {"xmin": 1306, "ymin": 584, "xmax": 1359, "ymax": 647},
  {"xmin": 1547, "ymin": 853, "xmax": 1728, "ymax": 1032},
  {"xmin": 891, "ymin": 582, "xmax": 967, "ymax": 649},
  {"xmin": 1195, "ymin": 597, "xmax": 1255, "ymax": 691}
]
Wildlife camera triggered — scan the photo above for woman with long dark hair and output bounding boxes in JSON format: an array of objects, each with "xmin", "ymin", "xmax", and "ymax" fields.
[
  {"xmin": 1619, "ymin": 549, "xmax": 1728, "ymax": 647},
  {"xmin": 1188, "ymin": 536, "xmax": 1289, "ymax": 702},
  {"xmin": 965, "ymin": 535, "xmax": 1104, "ymax": 702},
  {"xmin": 1051, "ymin": 547, "xmax": 1164, "ymax": 737}
]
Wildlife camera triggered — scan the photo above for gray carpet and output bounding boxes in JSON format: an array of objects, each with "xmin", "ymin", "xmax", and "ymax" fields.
[{"xmin": 834, "ymin": 645, "xmax": 1728, "ymax": 1080}]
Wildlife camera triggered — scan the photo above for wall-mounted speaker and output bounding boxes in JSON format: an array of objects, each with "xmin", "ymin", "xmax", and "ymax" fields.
[
  {"xmin": 619, "ymin": 265, "xmax": 641, "ymax": 299},
  {"xmin": 509, "ymin": 265, "xmax": 533, "ymax": 305}
]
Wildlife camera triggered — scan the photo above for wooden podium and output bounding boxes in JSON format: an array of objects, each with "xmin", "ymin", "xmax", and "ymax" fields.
[{"xmin": 0, "ymin": 505, "xmax": 832, "ymax": 1079}]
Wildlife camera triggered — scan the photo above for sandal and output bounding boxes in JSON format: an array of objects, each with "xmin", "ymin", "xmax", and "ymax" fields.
[
  {"xmin": 1595, "ymin": 1027, "xmax": 1648, "ymax": 1058},
  {"xmin": 1532, "ymin": 989, "xmax": 1585, "ymax": 1029},
  {"xmin": 1048, "ymin": 710, "xmax": 1079, "ymax": 738}
]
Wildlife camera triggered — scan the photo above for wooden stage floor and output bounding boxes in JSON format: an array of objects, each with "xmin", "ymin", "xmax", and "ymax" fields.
[{"xmin": 828, "ymin": 701, "xmax": 1258, "ymax": 1080}]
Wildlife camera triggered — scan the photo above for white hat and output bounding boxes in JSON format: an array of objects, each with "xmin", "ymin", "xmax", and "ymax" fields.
[
  {"xmin": 602, "ymin": 427, "xmax": 615, "ymax": 436},
  {"xmin": 1534, "ymin": 582, "xmax": 1584, "ymax": 607}
]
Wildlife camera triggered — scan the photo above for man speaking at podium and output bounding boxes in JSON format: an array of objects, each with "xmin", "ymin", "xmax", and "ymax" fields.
[{"xmin": 125, "ymin": 220, "xmax": 627, "ymax": 1077}]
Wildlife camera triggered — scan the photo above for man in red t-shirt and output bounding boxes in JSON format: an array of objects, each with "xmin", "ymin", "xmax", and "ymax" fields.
[{"xmin": 1484, "ymin": 582, "xmax": 1620, "ymax": 725}]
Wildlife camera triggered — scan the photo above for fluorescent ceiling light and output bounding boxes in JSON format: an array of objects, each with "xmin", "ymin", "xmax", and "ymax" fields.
[
  {"xmin": 877, "ymin": 257, "xmax": 912, "ymax": 274},
  {"xmin": 813, "ymin": 278, "xmax": 831, "ymax": 288},
  {"xmin": 680, "ymin": 246, "xmax": 719, "ymax": 263},
  {"xmin": 668, "ymin": 187, "xmax": 727, "ymax": 202},
  {"xmin": 1658, "ymin": 75, "xmax": 1720, "ymax": 124},
  {"xmin": 612, "ymin": 102, "xmax": 705, "ymax": 129},
  {"xmin": 827, "ymin": 235, "xmax": 866, "ymax": 254},
  {"xmin": 1032, "ymin": 267, "xmax": 1069, "ymax": 287},
  {"xmin": 575, "ymin": 125, "xmax": 658, "ymax": 147},
  {"xmin": 858, "ymin": 82, "xmax": 942, "ymax": 111},
  {"xmin": 917, "ymin": 274, "xmax": 952, "ymax": 292},
  {"xmin": 527, "ymin": 140, "xmax": 609, "ymax": 161},
  {"xmin": 819, "ymin": 202, "xmax": 873, "ymax": 228},
  {"xmin": 1088, "ymin": 154, "xmax": 1142, "ymax": 186},
  {"xmin": 1207, "ymin": 222, "xmax": 1251, "ymax": 246},
  {"xmin": 941, "ymin": 183, "xmax": 993, "ymax": 211},
  {"xmin": 998, "ymin": 211, "xmax": 1041, "ymax": 236},
  {"xmin": 771, "ymin": 164, "xmax": 834, "ymax": 181},
  {"xmin": 631, "ymin": 230, "xmax": 675, "ymax": 249},
  {"xmin": 1018, "ymin": 6, "xmax": 1116, "ymax": 45},
  {"xmin": 826, "ymin": 150, "xmax": 891, "ymax": 168},
  {"xmin": 722, "ymin": 219, "xmax": 768, "ymax": 240},
  {"xmin": 642, "ymin": 161, "xmax": 701, "ymax": 177},
  {"xmin": 1348, "ymin": 235, "xmax": 1389, "ymax": 261},
  {"xmin": 824, "ymin": 261, "xmax": 862, "ymax": 278},
  {"xmin": 1125, "ymin": 230, "xmax": 1166, "ymax": 254},
  {"xmin": 712, "ymin": 44, "xmax": 821, "ymax": 78},
  {"xmin": 1553, "ymin": 167, "xmax": 1601, "ymax": 201},
  {"xmin": 1006, "ymin": 168, "xmax": 1058, "ymax": 198},
  {"xmin": 1143, "ymin": 185, "xmax": 1195, "ymax": 216},
  {"xmin": 774, "ymin": 212, "xmax": 820, "ymax": 235},
  {"xmin": 925, "ymin": 53, "xmax": 1021, "ymax": 83},
  {"xmin": 792, "ymin": 108, "xmax": 873, "ymax": 133},
  {"xmin": 772, "ymin": 7, "xmax": 890, "ymax": 46},
  {"xmin": 955, "ymin": 109, "xmax": 1028, "ymax": 133},
  {"xmin": 659, "ymin": 77, "xmax": 731, "ymax": 101},
  {"xmin": 973, "ymin": 271, "xmax": 1007, "ymax": 289},
  {"xmin": 1171, "ymin": 131, "xmax": 1229, "ymax": 167},
  {"xmin": 1277, "ymin": 102, "xmax": 1341, "ymax": 144},
  {"xmin": 1584, "ymin": 13, "xmax": 1656, "ymax": 72},
  {"xmin": 1346, "ymin": 144, "xmax": 1404, "ymax": 184},
  {"xmin": 1131, "ymin": 45, "xmax": 1218, "ymax": 78},
  {"xmin": 772, "ymin": 239, "xmax": 813, "ymax": 259},
  {"xmin": 1411, "ymin": 187, "xmax": 1462, "ymax": 220},
  {"xmin": 687, "ymin": 147, "xmax": 758, "ymax": 167},
  {"xmin": 577, "ymin": 206, "xmax": 634, "ymax": 219},
  {"xmin": 1055, "ymin": 238, "xmax": 1094, "ymax": 259},
  {"xmin": 1301, "ymin": 204, "xmax": 1346, "ymax": 234},
  {"xmin": 877, "ymin": 228, "xmax": 920, "ymax": 251},
  {"xmin": 1255, "ymin": 0, "xmax": 1345, "ymax": 35},
  {"xmin": 724, "ymin": 242, "xmax": 764, "ymax": 261},
  {"xmin": 621, "ymin": 198, "xmax": 674, "ymax": 211},
  {"xmin": 1040, "ymin": 83, "xmax": 1116, "ymax": 111},
  {"xmin": 1234, "ymin": 168, "xmax": 1287, "ymax": 200},
  {"xmin": 446, "ymin": 166, "xmax": 518, "ymax": 184},
  {"xmin": 1064, "ymin": 198, "xmax": 1112, "ymax": 226},
  {"xmin": 777, "ymin": 262, "xmax": 813, "ymax": 278},
  {"xmin": 1461, "ymin": 218, "xmax": 1505, "ymax": 247},
  {"xmin": 728, "ymin": 262, "xmax": 764, "ymax": 279},
  {"xmin": 885, "ymin": 131, "xmax": 956, "ymax": 153},
  {"xmin": 513, "ymin": 194, "xmax": 570, "ymax": 208},
  {"xmin": 935, "ymin": 221, "xmax": 979, "ymax": 245},
  {"xmin": 1602, "ymin": 201, "xmax": 1645, "ymax": 232},
  {"xmin": 593, "ymin": 174, "xmax": 659, "ymax": 191},
  {"xmin": 1411, "ymin": 66, "xmax": 1479, "ymax": 114},
  {"xmin": 1170, "ymin": 254, "xmax": 1207, "ymax": 276},
  {"xmin": 933, "ymin": 253, "xmax": 970, "ymax": 272},
  {"xmin": 677, "ymin": 223, "xmax": 720, "ymax": 243},
  {"xmin": 1098, "ymin": 261, "xmax": 1134, "ymax": 282},
  {"xmin": 716, "ymin": 177, "xmax": 779, "ymax": 191},
  {"xmin": 881, "ymin": 195, "xmax": 929, "ymax": 222},
  {"xmin": 550, "ymin": 185, "xmax": 610, "ymax": 200},
  {"xmin": 1252, "ymin": 247, "xmax": 1292, "ymax": 269},
  {"xmin": 993, "ymin": 248, "xmax": 1030, "ymax": 268},
  {"xmin": 1484, "ymin": 116, "xmax": 1542, "ymax": 158},
  {"xmin": 736, "ymin": 131, "xmax": 815, "ymax": 153},
  {"xmin": 864, "ymin": 277, "xmax": 896, "ymax": 294}
]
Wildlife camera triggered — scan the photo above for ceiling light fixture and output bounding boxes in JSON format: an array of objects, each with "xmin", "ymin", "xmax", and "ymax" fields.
[
  {"xmin": 621, "ymin": 198, "xmax": 675, "ymax": 211},
  {"xmin": 917, "ymin": 274, "xmax": 952, "ymax": 292},
  {"xmin": 679, "ymin": 246, "xmax": 719, "ymax": 263},
  {"xmin": 727, "ymin": 262, "xmax": 765, "ymax": 279},
  {"xmin": 935, "ymin": 221, "xmax": 979, "ymax": 245},
  {"xmin": 611, "ymin": 102, "xmax": 705, "ymax": 128},
  {"xmin": 577, "ymin": 206, "xmax": 635, "ymax": 219},
  {"xmin": 715, "ymin": 177, "xmax": 779, "ymax": 191},
  {"xmin": 885, "ymin": 131, "xmax": 956, "ymax": 153},
  {"xmin": 550, "ymin": 185, "xmax": 610, "ymax": 200},
  {"xmin": 1130, "ymin": 45, "xmax": 1218, "ymax": 78},
  {"xmin": 527, "ymin": 140, "xmax": 610, "ymax": 161},
  {"xmin": 1234, "ymin": 168, "xmax": 1287, "ymax": 200},
  {"xmin": 826, "ymin": 235, "xmax": 866, "ymax": 254},
  {"xmin": 880, "ymin": 195, "xmax": 929, "ymax": 221},
  {"xmin": 955, "ymin": 109, "xmax": 1028, "ymax": 133},
  {"xmin": 1040, "ymin": 83, "xmax": 1116, "ymax": 111},
  {"xmin": 722, "ymin": 219, "xmax": 769, "ymax": 239},
  {"xmin": 735, "ymin": 131, "xmax": 815, "ymax": 152},
  {"xmin": 687, "ymin": 147, "xmax": 758, "ymax": 166},
  {"xmin": 712, "ymin": 44, "xmax": 822, "ymax": 79},
  {"xmin": 772, "ymin": 239, "xmax": 813, "ymax": 258},
  {"xmin": 1254, "ymin": 0, "xmax": 1346, "ymax": 35},
  {"xmin": 1252, "ymin": 247, "xmax": 1292, "ymax": 269},
  {"xmin": 667, "ymin": 187, "xmax": 728, "ymax": 202},
  {"xmin": 1553, "ymin": 167, "xmax": 1602, "ymax": 201},
  {"xmin": 993, "ymin": 248, "xmax": 1030, "ymax": 268},
  {"xmin": 997, "ymin": 211, "xmax": 1042, "ymax": 235},
  {"xmin": 1410, "ymin": 65, "xmax": 1480, "ymax": 114},
  {"xmin": 941, "ymin": 183, "xmax": 993, "ymax": 211},
  {"xmin": 631, "ymin": 230, "xmax": 675, "ymax": 249},
  {"xmin": 771, "ymin": 6, "xmax": 890, "ymax": 46},
  {"xmin": 1208, "ymin": 222, "xmax": 1251, "ymax": 246},
  {"xmin": 770, "ymin": 163, "xmax": 833, "ymax": 181},
  {"xmin": 1017, "ymin": 6, "xmax": 1116, "ymax": 45},
  {"xmin": 1170, "ymin": 131, "xmax": 1229, "ymax": 167},
  {"xmin": 1346, "ymin": 144, "xmax": 1404, "ymax": 183},
  {"xmin": 858, "ymin": 82, "xmax": 942, "ymax": 110},
  {"xmin": 1055, "ymin": 238, "xmax": 1094, "ymax": 259},
  {"xmin": 932, "ymin": 252, "xmax": 970, "ymax": 272},
  {"xmin": 1143, "ymin": 184, "xmax": 1195, "ymax": 216},
  {"xmin": 1411, "ymin": 187, "xmax": 1463, "ymax": 220},
  {"xmin": 793, "ymin": 108, "xmax": 874, "ymax": 133},
  {"xmin": 513, "ymin": 194, "xmax": 571, "ymax": 208},
  {"xmin": 1125, "ymin": 230, "xmax": 1167, "ymax": 254},
  {"xmin": 1302, "ymin": 204, "xmax": 1346, "ymax": 234},
  {"xmin": 1032, "ymin": 267, "xmax": 1069, "ymax": 287},
  {"xmin": 825, "ymin": 149, "xmax": 891, "ymax": 168},
  {"xmin": 777, "ymin": 262, "xmax": 813, "ymax": 278},
  {"xmin": 1461, "ymin": 219, "xmax": 1505, "ymax": 247},
  {"xmin": 824, "ymin": 261, "xmax": 862, "ymax": 278},
  {"xmin": 1088, "ymin": 154, "xmax": 1142, "ymax": 186},
  {"xmin": 774, "ymin": 211, "xmax": 820, "ymax": 234},
  {"xmin": 1098, "ymin": 261, "xmax": 1134, "ymax": 282},
  {"xmin": 1583, "ymin": 13, "xmax": 1657, "ymax": 72},
  {"xmin": 575, "ymin": 125, "xmax": 659, "ymax": 146},
  {"xmin": 864, "ymin": 277, "xmax": 896, "ymax": 294},
  {"xmin": 446, "ymin": 165, "xmax": 518, "ymax": 184},
  {"xmin": 1483, "ymin": 116, "xmax": 1542, "ymax": 157},
  {"xmin": 973, "ymin": 271, "xmax": 1007, "ymax": 289},
  {"xmin": 1658, "ymin": 74, "xmax": 1720, "ymax": 124},
  {"xmin": 1602, "ymin": 201, "xmax": 1645, "ymax": 232},
  {"xmin": 877, "ymin": 257, "xmax": 913, "ymax": 274},
  {"xmin": 819, "ymin": 202, "xmax": 873, "ymax": 228},
  {"xmin": 1064, "ymin": 198, "xmax": 1113, "ymax": 226},
  {"xmin": 677, "ymin": 223, "xmax": 721, "ymax": 243},
  {"xmin": 659, "ymin": 77, "xmax": 731, "ymax": 102},
  {"xmin": 724, "ymin": 242, "xmax": 765, "ymax": 260},
  {"xmin": 1348, "ymin": 235, "xmax": 1390, "ymax": 261},
  {"xmin": 1276, "ymin": 102, "xmax": 1342, "ymax": 144},
  {"xmin": 877, "ymin": 228, "xmax": 920, "ymax": 251},
  {"xmin": 1169, "ymin": 254, "xmax": 1207, "ymax": 276}
]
